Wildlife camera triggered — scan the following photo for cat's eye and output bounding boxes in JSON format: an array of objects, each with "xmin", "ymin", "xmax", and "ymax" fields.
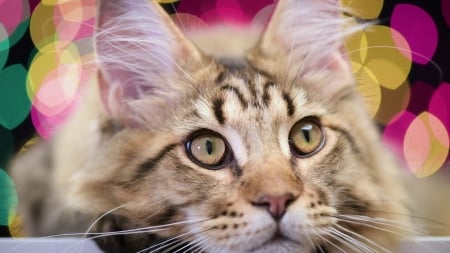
[
  {"xmin": 185, "ymin": 131, "xmax": 230, "ymax": 169},
  {"xmin": 289, "ymin": 117, "xmax": 325, "ymax": 157}
]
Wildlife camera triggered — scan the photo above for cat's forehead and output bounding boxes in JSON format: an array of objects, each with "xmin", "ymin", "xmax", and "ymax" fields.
[
  {"xmin": 215, "ymin": 57, "xmax": 269, "ymax": 83},
  {"xmin": 192, "ymin": 57, "xmax": 315, "ymax": 131},
  {"xmin": 215, "ymin": 58, "xmax": 275, "ymax": 90}
]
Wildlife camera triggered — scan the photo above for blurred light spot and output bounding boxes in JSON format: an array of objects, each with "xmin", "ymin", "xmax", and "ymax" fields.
[
  {"xmin": 0, "ymin": 24, "xmax": 9, "ymax": 69},
  {"xmin": 0, "ymin": 0, "xmax": 29, "ymax": 47},
  {"xmin": 199, "ymin": 8, "xmax": 223, "ymax": 25},
  {"xmin": 0, "ymin": 169, "xmax": 17, "ymax": 227},
  {"xmin": 55, "ymin": 0, "xmax": 95, "ymax": 42},
  {"xmin": 368, "ymin": 58, "xmax": 409, "ymax": 90},
  {"xmin": 374, "ymin": 80, "xmax": 410, "ymax": 125},
  {"xmin": 33, "ymin": 62, "xmax": 81, "ymax": 117},
  {"xmin": 30, "ymin": 2, "xmax": 58, "ymax": 50},
  {"xmin": 382, "ymin": 111, "xmax": 416, "ymax": 165},
  {"xmin": 345, "ymin": 29, "xmax": 367, "ymax": 69},
  {"xmin": 215, "ymin": 0, "xmax": 258, "ymax": 25},
  {"xmin": 391, "ymin": 4, "xmax": 438, "ymax": 64},
  {"xmin": 342, "ymin": 0, "xmax": 384, "ymax": 19},
  {"xmin": 363, "ymin": 26, "xmax": 411, "ymax": 90},
  {"xmin": 177, "ymin": 0, "xmax": 270, "ymax": 25},
  {"xmin": 403, "ymin": 112, "xmax": 449, "ymax": 177},
  {"xmin": 31, "ymin": 100, "xmax": 77, "ymax": 140},
  {"xmin": 353, "ymin": 62, "xmax": 381, "ymax": 118},
  {"xmin": 41, "ymin": 0, "xmax": 61, "ymax": 5},
  {"xmin": 0, "ymin": 0, "xmax": 23, "ymax": 35},
  {"xmin": 251, "ymin": 4, "xmax": 274, "ymax": 28},
  {"xmin": 0, "ymin": 65, "xmax": 31, "ymax": 129},
  {"xmin": 429, "ymin": 83, "xmax": 450, "ymax": 138},
  {"xmin": 177, "ymin": 0, "xmax": 216, "ymax": 23},
  {"xmin": 9, "ymin": 214, "xmax": 23, "ymax": 237},
  {"xmin": 19, "ymin": 137, "xmax": 40, "ymax": 154},
  {"xmin": 171, "ymin": 13, "xmax": 208, "ymax": 32},
  {"xmin": 158, "ymin": 0, "xmax": 179, "ymax": 3},
  {"xmin": 27, "ymin": 42, "xmax": 81, "ymax": 107}
]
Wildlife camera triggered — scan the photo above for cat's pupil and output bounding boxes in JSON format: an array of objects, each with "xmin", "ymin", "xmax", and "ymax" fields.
[
  {"xmin": 302, "ymin": 126, "xmax": 312, "ymax": 142},
  {"xmin": 206, "ymin": 139, "xmax": 214, "ymax": 155}
]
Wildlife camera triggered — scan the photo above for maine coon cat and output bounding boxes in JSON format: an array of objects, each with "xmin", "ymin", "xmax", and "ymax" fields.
[{"xmin": 11, "ymin": 0, "xmax": 416, "ymax": 252}]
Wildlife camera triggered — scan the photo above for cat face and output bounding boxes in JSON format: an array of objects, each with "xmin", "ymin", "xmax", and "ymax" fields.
[{"xmin": 67, "ymin": 0, "xmax": 412, "ymax": 252}]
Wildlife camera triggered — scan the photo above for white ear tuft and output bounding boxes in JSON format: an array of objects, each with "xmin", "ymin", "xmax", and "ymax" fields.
[
  {"xmin": 95, "ymin": 0, "xmax": 203, "ymax": 126},
  {"xmin": 252, "ymin": 0, "xmax": 365, "ymax": 99}
]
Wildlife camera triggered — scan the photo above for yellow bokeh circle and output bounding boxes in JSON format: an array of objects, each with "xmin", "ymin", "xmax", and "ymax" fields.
[{"xmin": 404, "ymin": 112, "xmax": 449, "ymax": 178}]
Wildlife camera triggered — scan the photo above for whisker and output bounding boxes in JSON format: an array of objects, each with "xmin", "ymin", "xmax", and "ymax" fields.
[
  {"xmin": 142, "ymin": 229, "xmax": 205, "ymax": 253},
  {"xmin": 146, "ymin": 227, "xmax": 213, "ymax": 253},
  {"xmin": 359, "ymin": 208, "xmax": 450, "ymax": 233},
  {"xmin": 336, "ymin": 213, "xmax": 424, "ymax": 235},
  {"xmin": 334, "ymin": 216, "xmax": 410, "ymax": 239},
  {"xmin": 191, "ymin": 237, "xmax": 216, "ymax": 253},
  {"xmin": 329, "ymin": 227, "xmax": 377, "ymax": 253},
  {"xmin": 82, "ymin": 205, "xmax": 126, "ymax": 239},
  {"xmin": 39, "ymin": 217, "xmax": 210, "ymax": 239},
  {"xmin": 171, "ymin": 236, "xmax": 210, "ymax": 253},
  {"xmin": 53, "ymin": 218, "xmax": 210, "ymax": 253},
  {"xmin": 334, "ymin": 223, "xmax": 391, "ymax": 253},
  {"xmin": 311, "ymin": 228, "xmax": 346, "ymax": 253},
  {"xmin": 326, "ymin": 231, "xmax": 361, "ymax": 253}
]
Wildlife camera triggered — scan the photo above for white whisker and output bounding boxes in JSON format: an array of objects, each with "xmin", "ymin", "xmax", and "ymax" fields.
[
  {"xmin": 143, "ymin": 228, "xmax": 206, "ymax": 253},
  {"xmin": 329, "ymin": 227, "xmax": 376, "ymax": 253},
  {"xmin": 335, "ymin": 223, "xmax": 391, "ymax": 253},
  {"xmin": 311, "ymin": 228, "xmax": 346, "ymax": 253},
  {"xmin": 337, "ymin": 214, "xmax": 421, "ymax": 235},
  {"xmin": 334, "ymin": 216, "xmax": 410, "ymax": 239}
]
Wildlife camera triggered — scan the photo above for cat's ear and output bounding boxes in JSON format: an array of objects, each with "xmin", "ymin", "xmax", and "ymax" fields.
[
  {"xmin": 95, "ymin": 0, "xmax": 204, "ymax": 126},
  {"xmin": 250, "ymin": 0, "xmax": 358, "ymax": 100}
]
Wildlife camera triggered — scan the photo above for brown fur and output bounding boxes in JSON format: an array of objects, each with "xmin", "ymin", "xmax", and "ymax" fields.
[{"xmin": 10, "ymin": 0, "xmax": 424, "ymax": 252}]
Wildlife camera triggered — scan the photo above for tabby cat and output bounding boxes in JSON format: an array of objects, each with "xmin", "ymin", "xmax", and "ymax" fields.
[{"xmin": 11, "ymin": 0, "xmax": 416, "ymax": 252}]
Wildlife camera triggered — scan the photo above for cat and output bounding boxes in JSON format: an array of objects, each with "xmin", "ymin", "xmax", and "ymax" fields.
[{"xmin": 10, "ymin": 0, "xmax": 418, "ymax": 252}]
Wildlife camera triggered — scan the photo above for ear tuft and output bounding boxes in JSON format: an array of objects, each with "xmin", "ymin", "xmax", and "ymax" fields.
[
  {"xmin": 250, "ymin": 0, "xmax": 366, "ymax": 100},
  {"xmin": 95, "ymin": 0, "xmax": 203, "ymax": 126}
]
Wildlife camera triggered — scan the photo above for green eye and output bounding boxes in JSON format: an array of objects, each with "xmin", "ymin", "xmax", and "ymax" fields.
[
  {"xmin": 186, "ymin": 131, "xmax": 229, "ymax": 169},
  {"xmin": 289, "ymin": 117, "xmax": 325, "ymax": 157}
]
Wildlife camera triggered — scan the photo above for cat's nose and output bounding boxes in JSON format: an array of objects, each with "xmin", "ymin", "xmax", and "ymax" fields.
[{"xmin": 252, "ymin": 193, "xmax": 297, "ymax": 220}]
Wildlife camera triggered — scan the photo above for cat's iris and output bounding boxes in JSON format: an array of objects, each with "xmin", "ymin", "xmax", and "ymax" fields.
[
  {"xmin": 186, "ymin": 131, "xmax": 229, "ymax": 169},
  {"xmin": 289, "ymin": 117, "xmax": 325, "ymax": 157}
]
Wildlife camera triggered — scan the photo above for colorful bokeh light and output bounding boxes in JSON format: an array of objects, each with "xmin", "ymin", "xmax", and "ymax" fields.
[
  {"xmin": 1, "ymin": 0, "xmax": 450, "ymax": 238},
  {"xmin": 0, "ymin": 64, "xmax": 31, "ymax": 129},
  {"xmin": 0, "ymin": 169, "xmax": 17, "ymax": 227},
  {"xmin": 403, "ymin": 112, "xmax": 449, "ymax": 178},
  {"xmin": 391, "ymin": 4, "xmax": 438, "ymax": 65}
]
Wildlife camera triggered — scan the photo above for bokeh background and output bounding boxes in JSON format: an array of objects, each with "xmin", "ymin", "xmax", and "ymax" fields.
[{"xmin": 0, "ymin": 0, "xmax": 449, "ymax": 237}]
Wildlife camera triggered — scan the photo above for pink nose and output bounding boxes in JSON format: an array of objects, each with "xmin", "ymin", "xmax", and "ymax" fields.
[{"xmin": 252, "ymin": 194, "xmax": 296, "ymax": 220}]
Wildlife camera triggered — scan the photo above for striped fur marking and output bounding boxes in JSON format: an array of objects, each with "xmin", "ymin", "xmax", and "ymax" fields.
[
  {"xmin": 213, "ymin": 98, "xmax": 226, "ymax": 125},
  {"xmin": 135, "ymin": 144, "xmax": 177, "ymax": 179}
]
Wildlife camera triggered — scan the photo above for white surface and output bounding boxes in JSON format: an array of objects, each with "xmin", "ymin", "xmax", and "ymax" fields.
[
  {"xmin": 397, "ymin": 237, "xmax": 450, "ymax": 252},
  {"xmin": 0, "ymin": 238, "xmax": 103, "ymax": 253},
  {"xmin": 1, "ymin": 237, "xmax": 450, "ymax": 252}
]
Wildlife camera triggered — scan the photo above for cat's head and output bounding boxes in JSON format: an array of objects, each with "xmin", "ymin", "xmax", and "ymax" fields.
[{"xmin": 72, "ymin": 0, "xmax": 412, "ymax": 251}]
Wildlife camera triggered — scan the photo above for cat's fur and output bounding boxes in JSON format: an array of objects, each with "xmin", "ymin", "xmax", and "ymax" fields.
[{"xmin": 11, "ymin": 0, "xmax": 416, "ymax": 252}]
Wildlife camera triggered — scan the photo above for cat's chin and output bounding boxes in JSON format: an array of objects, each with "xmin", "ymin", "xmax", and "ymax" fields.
[{"xmin": 246, "ymin": 236, "xmax": 311, "ymax": 253}]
